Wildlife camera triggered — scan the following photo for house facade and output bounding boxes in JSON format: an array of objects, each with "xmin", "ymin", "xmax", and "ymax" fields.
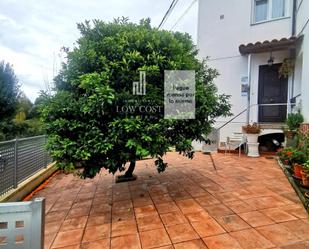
[{"xmin": 197, "ymin": 0, "xmax": 309, "ymax": 148}]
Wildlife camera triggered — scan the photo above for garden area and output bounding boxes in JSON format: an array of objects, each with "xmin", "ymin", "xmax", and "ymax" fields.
[{"xmin": 277, "ymin": 113, "xmax": 309, "ymax": 212}]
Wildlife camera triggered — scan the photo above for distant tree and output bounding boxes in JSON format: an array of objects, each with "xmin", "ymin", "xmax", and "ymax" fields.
[
  {"xmin": 42, "ymin": 18, "xmax": 231, "ymax": 179},
  {"xmin": 0, "ymin": 61, "xmax": 19, "ymax": 120}
]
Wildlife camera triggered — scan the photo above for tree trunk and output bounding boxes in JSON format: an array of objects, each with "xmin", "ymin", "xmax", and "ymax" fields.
[{"xmin": 124, "ymin": 160, "xmax": 136, "ymax": 178}]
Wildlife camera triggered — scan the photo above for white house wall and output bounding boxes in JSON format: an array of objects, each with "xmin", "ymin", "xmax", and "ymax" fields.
[
  {"xmin": 296, "ymin": 0, "xmax": 309, "ymax": 121},
  {"xmin": 198, "ymin": 0, "xmax": 295, "ymax": 142}
]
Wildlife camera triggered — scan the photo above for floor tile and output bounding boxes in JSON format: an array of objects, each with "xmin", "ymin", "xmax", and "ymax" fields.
[
  {"xmin": 216, "ymin": 214, "xmax": 250, "ymax": 232},
  {"xmin": 155, "ymin": 201, "xmax": 180, "ymax": 214},
  {"xmin": 46, "ymin": 210, "xmax": 68, "ymax": 223},
  {"xmin": 61, "ymin": 216, "xmax": 88, "ymax": 231},
  {"xmin": 81, "ymin": 238, "xmax": 110, "ymax": 249},
  {"xmin": 230, "ymin": 228, "xmax": 275, "ymax": 249},
  {"xmin": 191, "ymin": 218, "xmax": 226, "ymax": 237},
  {"xmin": 243, "ymin": 196, "xmax": 284, "ymax": 210},
  {"xmin": 174, "ymin": 239, "xmax": 208, "ymax": 249},
  {"xmin": 140, "ymin": 228, "xmax": 171, "ymax": 248},
  {"xmin": 112, "ymin": 208, "xmax": 134, "ymax": 222},
  {"xmin": 225, "ymin": 200, "xmax": 256, "ymax": 213},
  {"xmin": 160, "ymin": 211, "xmax": 188, "ymax": 226},
  {"xmin": 132, "ymin": 197, "xmax": 153, "ymax": 208},
  {"xmin": 238, "ymin": 211, "xmax": 274, "ymax": 227},
  {"xmin": 51, "ymin": 229, "xmax": 84, "ymax": 248},
  {"xmin": 203, "ymin": 233, "xmax": 242, "ymax": 249},
  {"xmin": 137, "ymin": 214, "xmax": 164, "ymax": 231},
  {"xmin": 260, "ymin": 208, "xmax": 298, "ymax": 223},
  {"xmin": 257, "ymin": 223, "xmax": 301, "ymax": 247},
  {"xmin": 195, "ymin": 195, "xmax": 221, "ymax": 206},
  {"xmin": 87, "ymin": 213, "xmax": 111, "ymax": 226},
  {"xmin": 134, "ymin": 205, "xmax": 157, "ymax": 218},
  {"xmin": 111, "ymin": 219, "xmax": 137, "ymax": 237},
  {"xmin": 279, "ymin": 241, "xmax": 309, "ymax": 249},
  {"xmin": 176, "ymin": 199, "xmax": 203, "ymax": 214},
  {"xmin": 166, "ymin": 223, "xmax": 199, "ymax": 243},
  {"xmin": 185, "ymin": 210, "xmax": 210, "ymax": 222},
  {"xmin": 111, "ymin": 234, "xmax": 141, "ymax": 249},
  {"xmin": 82, "ymin": 224, "xmax": 110, "ymax": 242},
  {"xmin": 281, "ymin": 219, "xmax": 309, "ymax": 238},
  {"xmin": 152, "ymin": 194, "xmax": 173, "ymax": 204},
  {"xmin": 204, "ymin": 204, "xmax": 234, "ymax": 217},
  {"xmin": 67, "ymin": 207, "xmax": 90, "ymax": 218}
]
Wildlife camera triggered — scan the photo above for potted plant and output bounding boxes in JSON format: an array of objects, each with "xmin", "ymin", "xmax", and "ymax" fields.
[
  {"xmin": 242, "ymin": 123, "xmax": 261, "ymax": 143},
  {"xmin": 284, "ymin": 112, "xmax": 304, "ymax": 147},
  {"xmin": 277, "ymin": 147, "xmax": 294, "ymax": 166},
  {"xmin": 291, "ymin": 150, "xmax": 306, "ymax": 179},
  {"xmin": 301, "ymin": 160, "xmax": 309, "ymax": 187},
  {"xmin": 242, "ymin": 123, "xmax": 261, "ymax": 157},
  {"xmin": 279, "ymin": 58, "xmax": 294, "ymax": 79},
  {"xmin": 277, "ymin": 147, "xmax": 306, "ymax": 178}
]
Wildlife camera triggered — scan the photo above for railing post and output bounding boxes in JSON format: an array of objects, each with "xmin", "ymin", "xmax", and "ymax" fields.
[
  {"xmin": 13, "ymin": 138, "xmax": 18, "ymax": 188},
  {"xmin": 44, "ymin": 135, "xmax": 48, "ymax": 168}
]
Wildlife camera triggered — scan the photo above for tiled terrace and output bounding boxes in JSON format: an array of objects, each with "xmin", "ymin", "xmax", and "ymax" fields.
[{"xmin": 34, "ymin": 152, "xmax": 309, "ymax": 249}]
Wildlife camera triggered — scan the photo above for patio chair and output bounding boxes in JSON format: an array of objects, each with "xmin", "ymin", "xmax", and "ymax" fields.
[{"xmin": 225, "ymin": 132, "xmax": 247, "ymax": 157}]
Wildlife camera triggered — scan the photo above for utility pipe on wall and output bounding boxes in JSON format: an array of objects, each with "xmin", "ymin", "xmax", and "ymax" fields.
[{"xmin": 246, "ymin": 53, "xmax": 252, "ymax": 124}]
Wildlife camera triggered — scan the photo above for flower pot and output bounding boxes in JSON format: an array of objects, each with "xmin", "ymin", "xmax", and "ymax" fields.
[
  {"xmin": 301, "ymin": 170, "xmax": 309, "ymax": 187},
  {"xmin": 247, "ymin": 142, "xmax": 260, "ymax": 157},
  {"xmin": 293, "ymin": 163, "xmax": 303, "ymax": 179},
  {"xmin": 246, "ymin": 133, "xmax": 259, "ymax": 143},
  {"xmin": 285, "ymin": 130, "xmax": 296, "ymax": 139}
]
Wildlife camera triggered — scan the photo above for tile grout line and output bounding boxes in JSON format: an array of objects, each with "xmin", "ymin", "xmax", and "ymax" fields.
[{"xmin": 48, "ymin": 176, "xmax": 85, "ymax": 249}]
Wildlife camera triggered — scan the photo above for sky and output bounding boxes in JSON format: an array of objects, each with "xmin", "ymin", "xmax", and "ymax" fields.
[{"xmin": 0, "ymin": 0, "xmax": 198, "ymax": 102}]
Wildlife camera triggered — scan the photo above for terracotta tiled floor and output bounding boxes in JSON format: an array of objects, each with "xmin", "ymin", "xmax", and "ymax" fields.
[{"xmin": 32, "ymin": 152, "xmax": 309, "ymax": 249}]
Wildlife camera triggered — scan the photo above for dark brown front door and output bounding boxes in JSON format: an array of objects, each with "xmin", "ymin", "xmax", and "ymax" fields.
[{"xmin": 258, "ymin": 63, "xmax": 288, "ymax": 123}]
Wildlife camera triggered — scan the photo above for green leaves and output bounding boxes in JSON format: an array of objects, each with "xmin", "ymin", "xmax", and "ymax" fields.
[{"xmin": 42, "ymin": 18, "xmax": 231, "ymax": 178}]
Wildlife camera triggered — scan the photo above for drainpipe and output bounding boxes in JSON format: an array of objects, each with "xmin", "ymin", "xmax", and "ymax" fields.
[
  {"xmin": 246, "ymin": 53, "xmax": 252, "ymax": 124},
  {"xmin": 292, "ymin": 0, "xmax": 297, "ymax": 36},
  {"xmin": 289, "ymin": 0, "xmax": 297, "ymax": 114}
]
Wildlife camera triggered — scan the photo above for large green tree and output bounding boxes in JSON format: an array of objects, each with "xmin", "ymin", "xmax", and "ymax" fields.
[
  {"xmin": 0, "ymin": 61, "xmax": 19, "ymax": 120},
  {"xmin": 42, "ymin": 18, "xmax": 230, "ymax": 178}
]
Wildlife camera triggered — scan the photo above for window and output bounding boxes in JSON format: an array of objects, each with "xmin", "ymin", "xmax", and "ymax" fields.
[
  {"xmin": 253, "ymin": 0, "xmax": 288, "ymax": 23},
  {"xmin": 255, "ymin": 0, "xmax": 268, "ymax": 22},
  {"xmin": 272, "ymin": 0, "xmax": 285, "ymax": 18}
]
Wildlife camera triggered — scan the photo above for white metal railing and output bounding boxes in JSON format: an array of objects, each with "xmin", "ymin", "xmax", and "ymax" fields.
[{"xmin": 212, "ymin": 102, "xmax": 296, "ymax": 148}]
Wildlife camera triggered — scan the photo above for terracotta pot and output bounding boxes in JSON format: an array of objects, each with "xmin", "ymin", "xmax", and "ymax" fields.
[
  {"xmin": 293, "ymin": 163, "xmax": 303, "ymax": 179},
  {"xmin": 301, "ymin": 170, "xmax": 309, "ymax": 187},
  {"xmin": 285, "ymin": 130, "xmax": 296, "ymax": 139}
]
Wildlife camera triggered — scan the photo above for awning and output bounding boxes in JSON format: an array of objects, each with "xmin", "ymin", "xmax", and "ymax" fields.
[{"xmin": 239, "ymin": 36, "xmax": 303, "ymax": 55}]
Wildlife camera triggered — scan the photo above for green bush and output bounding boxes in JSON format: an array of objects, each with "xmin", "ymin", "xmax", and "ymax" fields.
[
  {"xmin": 42, "ymin": 18, "xmax": 231, "ymax": 178},
  {"xmin": 277, "ymin": 147, "xmax": 306, "ymax": 165},
  {"xmin": 286, "ymin": 112, "xmax": 304, "ymax": 131}
]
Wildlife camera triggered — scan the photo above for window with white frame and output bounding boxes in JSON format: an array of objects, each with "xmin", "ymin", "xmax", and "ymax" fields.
[{"xmin": 253, "ymin": 0, "xmax": 288, "ymax": 23}]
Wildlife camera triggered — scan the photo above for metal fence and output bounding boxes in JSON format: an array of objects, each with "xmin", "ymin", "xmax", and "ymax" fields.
[{"xmin": 0, "ymin": 135, "xmax": 52, "ymax": 197}]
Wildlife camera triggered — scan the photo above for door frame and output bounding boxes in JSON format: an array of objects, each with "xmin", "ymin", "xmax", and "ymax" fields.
[{"xmin": 257, "ymin": 63, "xmax": 288, "ymax": 123}]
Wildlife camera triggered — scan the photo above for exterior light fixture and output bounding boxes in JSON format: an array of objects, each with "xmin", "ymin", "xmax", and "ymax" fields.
[{"xmin": 268, "ymin": 52, "xmax": 274, "ymax": 66}]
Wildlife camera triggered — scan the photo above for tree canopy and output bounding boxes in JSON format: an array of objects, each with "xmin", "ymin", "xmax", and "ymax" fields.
[
  {"xmin": 42, "ymin": 18, "xmax": 231, "ymax": 178},
  {"xmin": 0, "ymin": 61, "xmax": 19, "ymax": 120}
]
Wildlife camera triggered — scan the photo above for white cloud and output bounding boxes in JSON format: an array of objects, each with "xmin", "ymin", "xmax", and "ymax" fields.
[{"xmin": 0, "ymin": 0, "xmax": 197, "ymax": 102}]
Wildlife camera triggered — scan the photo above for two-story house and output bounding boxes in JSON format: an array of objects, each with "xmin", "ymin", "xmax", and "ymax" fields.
[{"xmin": 197, "ymin": 0, "xmax": 309, "ymax": 151}]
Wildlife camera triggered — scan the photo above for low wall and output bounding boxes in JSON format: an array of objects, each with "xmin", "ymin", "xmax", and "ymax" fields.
[{"xmin": 0, "ymin": 162, "xmax": 57, "ymax": 202}]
